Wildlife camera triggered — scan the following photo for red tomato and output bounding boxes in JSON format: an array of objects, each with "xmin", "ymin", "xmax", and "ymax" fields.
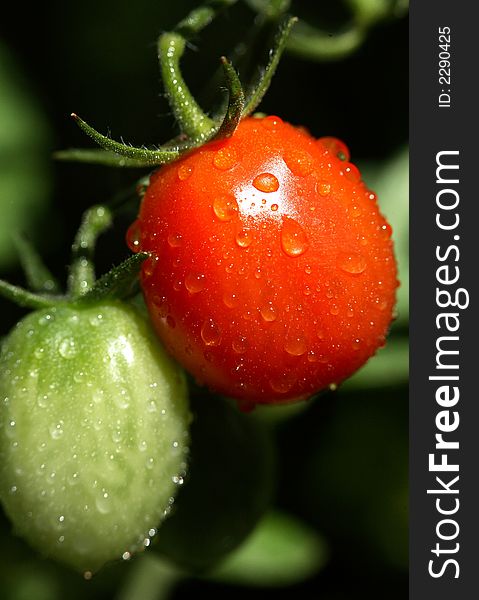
[{"xmin": 128, "ymin": 116, "xmax": 398, "ymax": 406}]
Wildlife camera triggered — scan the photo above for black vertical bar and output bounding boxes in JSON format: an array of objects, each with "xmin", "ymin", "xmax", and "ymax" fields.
[{"xmin": 410, "ymin": 1, "xmax": 478, "ymax": 597}]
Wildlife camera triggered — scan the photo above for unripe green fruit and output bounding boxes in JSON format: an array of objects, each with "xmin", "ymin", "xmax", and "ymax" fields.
[{"xmin": 0, "ymin": 300, "xmax": 191, "ymax": 574}]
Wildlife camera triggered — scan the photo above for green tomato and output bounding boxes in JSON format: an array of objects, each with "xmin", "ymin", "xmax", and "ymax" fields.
[{"xmin": 0, "ymin": 300, "xmax": 191, "ymax": 574}]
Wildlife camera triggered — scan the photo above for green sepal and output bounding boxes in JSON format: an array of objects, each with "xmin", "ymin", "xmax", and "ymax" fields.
[
  {"xmin": 13, "ymin": 234, "xmax": 61, "ymax": 294},
  {"xmin": 243, "ymin": 15, "xmax": 297, "ymax": 116},
  {"xmin": 53, "ymin": 148, "xmax": 156, "ymax": 168},
  {"xmin": 75, "ymin": 253, "xmax": 149, "ymax": 305},
  {"xmin": 71, "ymin": 114, "xmax": 181, "ymax": 166},
  {"xmin": 0, "ymin": 279, "xmax": 63, "ymax": 310},
  {"xmin": 213, "ymin": 57, "xmax": 245, "ymax": 140}
]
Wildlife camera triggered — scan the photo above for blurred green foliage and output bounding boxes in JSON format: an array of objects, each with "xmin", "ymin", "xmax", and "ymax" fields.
[
  {"xmin": 0, "ymin": 1, "xmax": 408, "ymax": 598},
  {"xmin": 0, "ymin": 41, "xmax": 52, "ymax": 270},
  {"xmin": 153, "ymin": 390, "xmax": 275, "ymax": 573}
]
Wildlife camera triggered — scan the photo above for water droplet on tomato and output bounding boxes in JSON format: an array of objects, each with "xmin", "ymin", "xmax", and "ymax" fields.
[
  {"xmin": 49, "ymin": 423, "xmax": 64, "ymax": 440},
  {"xmin": 88, "ymin": 313, "xmax": 104, "ymax": 327},
  {"xmin": 330, "ymin": 305, "xmax": 339, "ymax": 315},
  {"xmin": 253, "ymin": 173, "xmax": 279, "ymax": 193},
  {"xmin": 337, "ymin": 252, "xmax": 367, "ymax": 275},
  {"xmin": 177, "ymin": 163, "xmax": 193, "ymax": 181},
  {"xmin": 260, "ymin": 302, "xmax": 277, "ymax": 322},
  {"xmin": 147, "ymin": 399, "xmax": 158, "ymax": 413},
  {"xmin": 284, "ymin": 149, "xmax": 314, "ymax": 177},
  {"xmin": 38, "ymin": 313, "xmax": 54, "ymax": 326},
  {"xmin": 232, "ymin": 336, "xmax": 248, "ymax": 354},
  {"xmin": 95, "ymin": 492, "xmax": 111, "ymax": 514},
  {"xmin": 235, "ymin": 228, "xmax": 254, "ymax": 248},
  {"xmin": 201, "ymin": 318, "xmax": 222, "ymax": 346},
  {"xmin": 343, "ymin": 163, "xmax": 361, "ymax": 183},
  {"xmin": 379, "ymin": 222, "xmax": 392, "ymax": 239},
  {"xmin": 352, "ymin": 338, "xmax": 361, "ymax": 350},
  {"xmin": 317, "ymin": 181, "xmax": 331, "ymax": 196},
  {"xmin": 280, "ymin": 217, "xmax": 308, "ymax": 257},
  {"xmin": 37, "ymin": 394, "xmax": 48, "ymax": 408},
  {"xmin": 269, "ymin": 373, "xmax": 296, "ymax": 394},
  {"xmin": 185, "ymin": 272, "xmax": 206, "ymax": 294},
  {"xmin": 67, "ymin": 472, "xmax": 79, "ymax": 486},
  {"xmin": 271, "ymin": 203, "xmax": 279, "ymax": 211},
  {"xmin": 377, "ymin": 298, "xmax": 388, "ymax": 311},
  {"xmin": 110, "ymin": 428, "xmax": 122, "ymax": 443},
  {"xmin": 307, "ymin": 350, "xmax": 318, "ymax": 363},
  {"xmin": 213, "ymin": 146, "xmax": 238, "ymax": 170},
  {"xmin": 115, "ymin": 389, "xmax": 130, "ymax": 410},
  {"xmin": 223, "ymin": 292, "xmax": 238, "ymax": 308},
  {"xmin": 143, "ymin": 255, "xmax": 158, "ymax": 279},
  {"xmin": 318, "ymin": 137, "xmax": 350, "ymax": 161},
  {"xmin": 261, "ymin": 115, "xmax": 283, "ymax": 130},
  {"xmin": 213, "ymin": 194, "xmax": 238, "ymax": 221},
  {"xmin": 284, "ymin": 334, "xmax": 307, "ymax": 356},
  {"xmin": 5, "ymin": 420, "xmax": 16, "ymax": 440},
  {"xmin": 126, "ymin": 220, "xmax": 142, "ymax": 253},
  {"xmin": 350, "ymin": 205, "xmax": 362, "ymax": 218},
  {"xmin": 152, "ymin": 296, "xmax": 169, "ymax": 318},
  {"xmin": 167, "ymin": 232, "xmax": 183, "ymax": 247},
  {"xmin": 58, "ymin": 337, "xmax": 76, "ymax": 359},
  {"xmin": 359, "ymin": 236, "xmax": 368, "ymax": 247}
]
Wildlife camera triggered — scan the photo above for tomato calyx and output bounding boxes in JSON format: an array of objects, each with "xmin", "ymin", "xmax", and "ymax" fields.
[
  {"xmin": 0, "ymin": 205, "xmax": 148, "ymax": 311},
  {"xmin": 55, "ymin": 5, "xmax": 297, "ymax": 169}
]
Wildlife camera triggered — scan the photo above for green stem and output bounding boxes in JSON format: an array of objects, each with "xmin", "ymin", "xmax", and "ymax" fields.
[
  {"xmin": 175, "ymin": 0, "xmax": 238, "ymax": 38},
  {"xmin": 158, "ymin": 32, "xmax": 214, "ymax": 140},
  {"xmin": 68, "ymin": 206, "xmax": 113, "ymax": 297},
  {"xmin": 245, "ymin": 0, "xmax": 291, "ymax": 19},
  {"xmin": 285, "ymin": 20, "xmax": 366, "ymax": 62},
  {"xmin": 213, "ymin": 57, "xmax": 245, "ymax": 139},
  {"xmin": 13, "ymin": 234, "xmax": 61, "ymax": 294},
  {"xmin": 0, "ymin": 280, "xmax": 61, "ymax": 310}
]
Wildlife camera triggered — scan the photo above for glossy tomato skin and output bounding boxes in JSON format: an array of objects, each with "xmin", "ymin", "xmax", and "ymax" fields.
[{"xmin": 130, "ymin": 116, "xmax": 398, "ymax": 405}]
